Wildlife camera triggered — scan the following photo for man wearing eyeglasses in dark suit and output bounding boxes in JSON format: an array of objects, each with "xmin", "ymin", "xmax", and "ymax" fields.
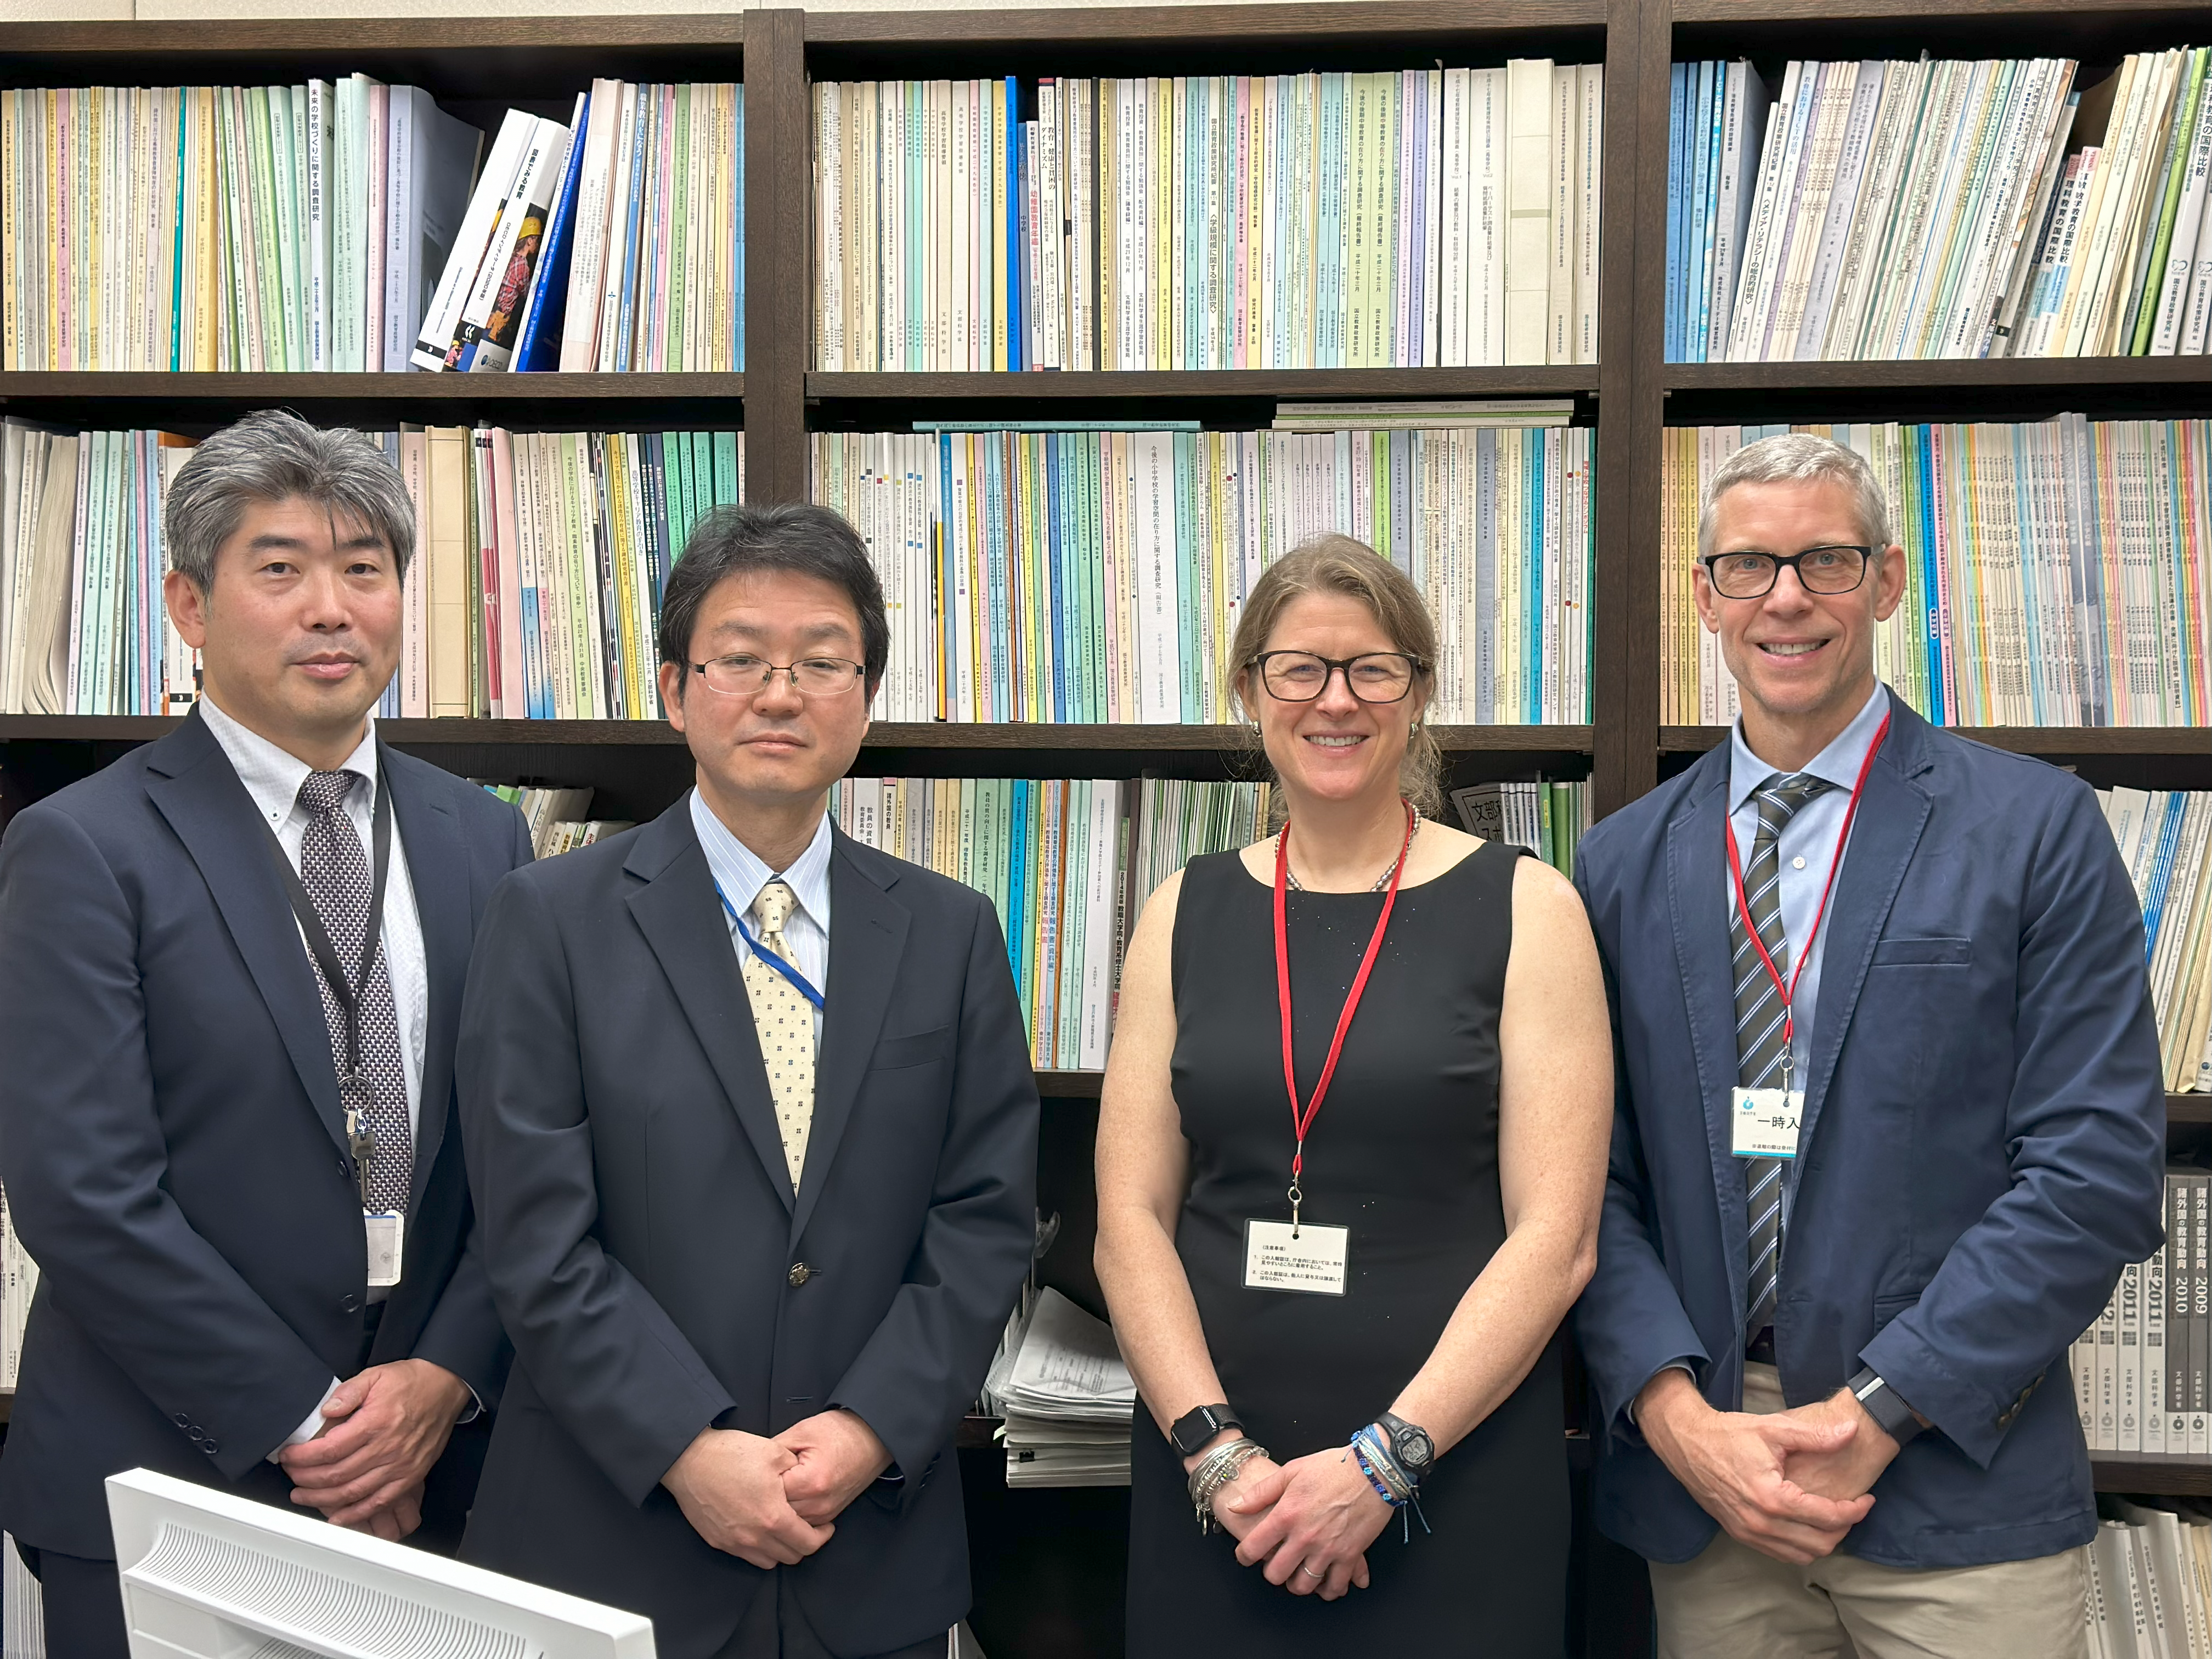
[
  {"xmin": 456, "ymin": 504, "xmax": 1038, "ymax": 1659},
  {"xmin": 1572, "ymin": 433, "xmax": 2164, "ymax": 1659}
]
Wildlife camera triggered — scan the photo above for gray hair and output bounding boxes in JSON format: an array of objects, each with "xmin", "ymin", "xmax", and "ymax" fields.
[
  {"xmin": 1697, "ymin": 432, "xmax": 1893, "ymax": 561},
  {"xmin": 165, "ymin": 410, "xmax": 415, "ymax": 590}
]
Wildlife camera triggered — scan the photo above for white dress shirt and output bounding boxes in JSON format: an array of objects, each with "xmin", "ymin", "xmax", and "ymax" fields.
[
  {"xmin": 691, "ymin": 789, "xmax": 833, "ymax": 1043},
  {"xmin": 196, "ymin": 696, "xmax": 432, "ymax": 1454}
]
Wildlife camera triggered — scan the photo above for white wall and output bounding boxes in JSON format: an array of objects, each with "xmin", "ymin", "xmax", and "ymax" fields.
[{"xmin": 26, "ymin": 0, "xmax": 1370, "ymax": 21}]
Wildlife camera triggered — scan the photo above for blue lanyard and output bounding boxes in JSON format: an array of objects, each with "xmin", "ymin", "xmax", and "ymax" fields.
[{"xmin": 714, "ymin": 882, "xmax": 827, "ymax": 1011}]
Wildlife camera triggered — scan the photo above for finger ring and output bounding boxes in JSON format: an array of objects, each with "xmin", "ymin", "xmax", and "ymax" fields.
[{"xmin": 1301, "ymin": 1565, "xmax": 1325, "ymax": 1580}]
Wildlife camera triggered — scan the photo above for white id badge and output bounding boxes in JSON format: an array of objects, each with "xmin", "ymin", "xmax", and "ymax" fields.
[
  {"xmin": 365, "ymin": 1211, "xmax": 404, "ymax": 1288},
  {"xmin": 1729, "ymin": 1088, "xmax": 1804, "ymax": 1159},
  {"xmin": 1242, "ymin": 1219, "xmax": 1350, "ymax": 1295}
]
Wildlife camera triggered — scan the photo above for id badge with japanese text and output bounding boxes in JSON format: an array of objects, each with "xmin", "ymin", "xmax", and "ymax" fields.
[
  {"xmin": 365, "ymin": 1211, "xmax": 404, "ymax": 1288},
  {"xmin": 1242, "ymin": 1218, "xmax": 1349, "ymax": 1295},
  {"xmin": 1729, "ymin": 1088, "xmax": 1804, "ymax": 1159}
]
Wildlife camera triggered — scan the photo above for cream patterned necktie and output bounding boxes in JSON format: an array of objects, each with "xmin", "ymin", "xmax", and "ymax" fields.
[{"xmin": 740, "ymin": 878, "xmax": 816, "ymax": 1192}]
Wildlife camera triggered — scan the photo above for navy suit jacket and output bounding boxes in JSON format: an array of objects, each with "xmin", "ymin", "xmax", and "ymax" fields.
[
  {"xmin": 1572, "ymin": 692, "xmax": 2166, "ymax": 1570},
  {"xmin": 0, "ymin": 708, "xmax": 532, "ymax": 1558},
  {"xmin": 455, "ymin": 802, "xmax": 1039, "ymax": 1659}
]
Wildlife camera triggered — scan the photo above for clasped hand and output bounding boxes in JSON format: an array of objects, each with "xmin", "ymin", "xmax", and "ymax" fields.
[
  {"xmin": 1206, "ymin": 1449, "xmax": 1387, "ymax": 1601},
  {"xmin": 1638, "ymin": 1372, "xmax": 1898, "ymax": 1566},
  {"xmin": 279, "ymin": 1358, "xmax": 473, "ymax": 1541},
  {"xmin": 663, "ymin": 1410, "xmax": 891, "ymax": 1571}
]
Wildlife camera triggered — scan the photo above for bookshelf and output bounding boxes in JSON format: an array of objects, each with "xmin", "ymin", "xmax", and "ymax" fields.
[{"xmin": 4, "ymin": 0, "xmax": 2211, "ymax": 1648}]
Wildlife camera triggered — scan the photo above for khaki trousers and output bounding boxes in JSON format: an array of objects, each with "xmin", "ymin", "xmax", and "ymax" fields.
[{"xmin": 1649, "ymin": 1363, "xmax": 2088, "ymax": 1659}]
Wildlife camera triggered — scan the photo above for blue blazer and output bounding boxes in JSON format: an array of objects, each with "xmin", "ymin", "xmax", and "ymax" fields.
[
  {"xmin": 1572, "ymin": 693, "xmax": 2166, "ymax": 1570},
  {"xmin": 0, "ymin": 709, "xmax": 533, "ymax": 1558}
]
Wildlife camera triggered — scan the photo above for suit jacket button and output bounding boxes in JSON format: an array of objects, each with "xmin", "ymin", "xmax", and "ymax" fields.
[
  {"xmin": 202, "ymin": 1442, "xmax": 218, "ymax": 1455},
  {"xmin": 788, "ymin": 1263, "xmax": 812, "ymax": 1287},
  {"xmin": 188, "ymin": 1427, "xmax": 202, "ymax": 1441},
  {"xmin": 174, "ymin": 1414, "xmax": 191, "ymax": 1428},
  {"xmin": 341, "ymin": 1293, "xmax": 363, "ymax": 1313}
]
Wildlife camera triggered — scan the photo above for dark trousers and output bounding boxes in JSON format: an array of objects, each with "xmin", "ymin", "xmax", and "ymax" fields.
[
  {"xmin": 713, "ymin": 1570, "xmax": 949, "ymax": 1659},
  {"xmin": 15, "ymin": 1543, "xmax": 129, "ymax": 1659}
]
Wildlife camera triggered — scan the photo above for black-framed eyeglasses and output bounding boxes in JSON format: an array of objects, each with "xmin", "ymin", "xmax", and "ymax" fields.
[
  {"xmin": 690, "ymin": 653, "xmax": 867, "ymax": 697},
  {"xmin": 1700, "ymin": 545, "xmax": 1872, "ymax": 600},
  {"xmin": 1248, "ymin": 650, "xmax": 1428, "ymax": 704}
]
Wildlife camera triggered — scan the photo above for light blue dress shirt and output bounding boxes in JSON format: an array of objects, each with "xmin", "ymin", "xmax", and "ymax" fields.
[
  {"xmin": 1725, "ymin": 680, "xmax": 1893, "ymax": 1100},
  {"xmin": 690, "ymin": 789, "xmax": 833, "ymax": 1042}
]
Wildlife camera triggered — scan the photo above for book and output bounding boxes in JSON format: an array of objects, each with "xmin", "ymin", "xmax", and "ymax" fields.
[{"xmin": 814, "ymin": 65, "xmax": 1596, "ymax": 372}]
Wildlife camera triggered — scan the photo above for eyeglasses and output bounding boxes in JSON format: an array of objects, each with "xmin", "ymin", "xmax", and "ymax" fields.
[
  {"xmin": 1248, "ymin": 651, "xmax": 1427, "ymax": 704},
  {"xmin": 689, "ymin": 653, "xmax": 867, "ymax": 697},
  {"xmin": 1700, "ymin": 545, "xmax": 1872, "ymax": 600}
]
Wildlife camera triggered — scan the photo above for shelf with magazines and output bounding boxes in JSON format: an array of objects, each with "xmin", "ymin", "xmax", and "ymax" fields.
[
  {"xmin": 0, "ymin": 715, "xmax": 1593, "ymax": 754},
  {"xmin": 1661, "ymin": 727, "xmax": 2212, "ymax": 756}
]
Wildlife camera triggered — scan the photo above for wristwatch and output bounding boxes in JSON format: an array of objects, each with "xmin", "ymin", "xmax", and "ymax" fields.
[
  {"xmin": 1169, "ymin": 1403, "xmax": 1245, "ymax": 1459},
  {"xmin": 1846, "ymin": 1367, "xmax": 1926, "ymax": 1446},
  {"xmin": 1376, "ymin": 1410, "xmax": 1436, "ymax": 1478}
]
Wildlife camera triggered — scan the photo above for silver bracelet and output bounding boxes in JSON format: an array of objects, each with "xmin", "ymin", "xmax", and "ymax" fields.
[{"xmin": 1186, "ymin": 1436, "xmax": 1268, "ymax": 1533}]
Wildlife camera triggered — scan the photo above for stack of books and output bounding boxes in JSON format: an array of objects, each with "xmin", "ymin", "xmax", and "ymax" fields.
[
  {"xmin": 1, "ymin": 80, "xmax": 485, "ymax": 373},
  {"xmin": 829, "ymin": 776, "xmax": 1267, "ymax": 1071},
  {"xmin": 414, "ymin": 81, "xmax": 745, "ymax": 375},
  {"xmin": 2084, "ymin": 1501, "xmax": 2212, "ymax": 1656},
  {"xmin": 0, "ymin": 1184, "xmax": 35, "ymax": 1392},
  {"xmin": 0, "ymin": 421, "xmax": 743, "ymax": 721},
  {"xmin": 812, "ymin": 421, "xmax": 1594, "ymax": 726},
  {"xmin": 475, "ymin": 783, "xmax": 633, "ymax": 860},
  {"xmin": 1660, "ymin": 419, "xmax": 2212, "ymax": 730},
  {"xmin": 813, "ymin": 62, "xmax": 1601, "ymax": 371},
  {"xmin": 1449, "ymin": 780, "xmax": 1592, "ymax": 878},
  {"xmin": 981, "ymin": 1287, "xmax": 1136, "ymax": 1489},
  {"xmin": 0, "ymin": 424, "xmax": 195, "ymax": 716},
  {"xmin": 2102, "ymin": 789, "xmax": 2212, "ymax": 1093},
  {"xmin": 1666, "ymin": 48, "xmax": 2212, "ymax": 362},
  {"xmin": 2074, "ymin": 1171, "xmax": 2208, "ymax": 1457}
]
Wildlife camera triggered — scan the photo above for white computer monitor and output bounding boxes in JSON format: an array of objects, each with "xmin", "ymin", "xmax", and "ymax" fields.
[{"xmin": 106, "ymin": 1466, "xmax": 654, "ymax": 1658}]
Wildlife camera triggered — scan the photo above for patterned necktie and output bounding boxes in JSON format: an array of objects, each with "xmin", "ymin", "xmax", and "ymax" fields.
[
  {"xmin": 740, "ymin": 879, "xmax": 816, "ymax": 1193},
  {"xmin": 297, "ymin": 770, "xmax": 413, "ymax": 1214},
  {"xmin": 1734, "ymin": 772, "xmax": 1830, "ymax": 1344}
]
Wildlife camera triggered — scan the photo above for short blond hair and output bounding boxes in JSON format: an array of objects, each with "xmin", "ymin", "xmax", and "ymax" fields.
[
  {"xmin": 1228, "ymin": 535, "xmax": 1443, "ymax": 820},
  {"xmin": 1699, "ymin": 432, "xmax": 1893, "ymax": 561}
]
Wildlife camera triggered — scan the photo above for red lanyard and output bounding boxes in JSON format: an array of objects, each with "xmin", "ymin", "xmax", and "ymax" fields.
[
  {"xmin": 1274, "ymin": 800, "xmax": 1416, "ymax": 1227},
  {"xmin": 1723, "ymin": 713, "xmax": 1890, "ymax": 1087}
]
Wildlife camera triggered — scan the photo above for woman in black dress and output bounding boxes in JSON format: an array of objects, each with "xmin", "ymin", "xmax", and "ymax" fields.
[{"xmin": 1095, "ymin": 535, "xmax": 1612, "ymax": 1656}]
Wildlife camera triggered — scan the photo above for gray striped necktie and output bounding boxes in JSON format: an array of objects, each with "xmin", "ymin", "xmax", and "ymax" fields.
[
  {"xmin": 297, "ymin": 770, "xmax": 413, "ymax": 1214},
  {"xmin": 1735, "ymin": 772, "xmax": 1829, "ymax": 1344}
]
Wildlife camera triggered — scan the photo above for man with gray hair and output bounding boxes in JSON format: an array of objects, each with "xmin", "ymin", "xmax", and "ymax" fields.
[
  {"xmin": 0, "ymin": 409, "xmax": 533, "ymax": 1656},
  {"xmin": 1573, "ymin": 432, "xmax": 2164, "ymax": 1657}
]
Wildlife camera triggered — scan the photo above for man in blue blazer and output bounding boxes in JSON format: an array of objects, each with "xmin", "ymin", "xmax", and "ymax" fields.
[
  {"xmin": 0, "ymin": 412, "xmax": 532, "ymax": 1656},
  {"xmin": 456, "ymin": 504, "xmax": 1039, "ymax": 1659},
  {"xmin": 1573, "ymin": 433, "xmax": 2165, "ymax": 1657}
]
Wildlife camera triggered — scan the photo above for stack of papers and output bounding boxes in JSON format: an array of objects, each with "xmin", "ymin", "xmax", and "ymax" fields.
[{"xmin": 984, "ymin": 1288, "xmax": 1136, "ymax": 1488}]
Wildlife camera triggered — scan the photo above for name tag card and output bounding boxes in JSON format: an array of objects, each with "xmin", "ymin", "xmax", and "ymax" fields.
[
  {"xmin": 1242, "ymin": 1219, "xmax": 1349, "ymax": 1295},
  {"xmin": 365, "ymin": 1212, "xmax": 404, "ymax": 1289},
  {"xmin": 1729, "ymin": 1088, "xmax": 1804, "ymax": 1159}
]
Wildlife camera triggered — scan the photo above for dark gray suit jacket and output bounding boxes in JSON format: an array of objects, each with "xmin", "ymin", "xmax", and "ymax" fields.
[
  {"xmin": 0, "ymin": 708, "xmax": 532, "ymax": 1557},
  {"xmin": 455, "ymin": 800, "xmax": 1039, "ymax": 1659}
]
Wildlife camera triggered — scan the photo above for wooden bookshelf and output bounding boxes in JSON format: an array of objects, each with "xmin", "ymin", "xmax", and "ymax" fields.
[
  {"xmin": 2092, "ymin": 1455, "xmax": 2212, "ymax": 1498},
  {"xmin": 1662, "ymin": 727, "xmax": 2212, "ymax": 757}
]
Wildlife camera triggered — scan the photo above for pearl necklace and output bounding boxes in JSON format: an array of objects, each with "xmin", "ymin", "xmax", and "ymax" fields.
[{"xmin": 1283, "ymin": 816, "xmax": 1419, "ymax": 893}]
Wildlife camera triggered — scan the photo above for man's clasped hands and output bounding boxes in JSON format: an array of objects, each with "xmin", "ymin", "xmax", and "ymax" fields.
[
  {"xmin": 662, "ymin": 1409, "xmax": 898, "ymax": 1569},
  {"xmin": 1634, "ymin": 1367, "xmax": 1908, "ymax": 1565}
]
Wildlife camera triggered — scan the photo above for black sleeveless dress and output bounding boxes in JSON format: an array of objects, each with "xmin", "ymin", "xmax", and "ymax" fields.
[{"xmin": 1124, "ymin": 839, "xmax": 1567, "ymax": 1657}]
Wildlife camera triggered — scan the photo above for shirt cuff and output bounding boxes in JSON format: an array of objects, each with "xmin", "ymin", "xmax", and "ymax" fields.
[
  {"xmin": 267, "ymin": 1376, "xmax": 344, "ymax": 1464},
  {"xmin": 456, "ymin": 1383, "xmax": 484, "ymax": 1426}
]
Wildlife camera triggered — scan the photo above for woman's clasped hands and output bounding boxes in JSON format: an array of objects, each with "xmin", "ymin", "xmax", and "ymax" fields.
[{"xmin": 1210, "ymin": 1446, "xmax": 1392, "ymax": 1601}]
